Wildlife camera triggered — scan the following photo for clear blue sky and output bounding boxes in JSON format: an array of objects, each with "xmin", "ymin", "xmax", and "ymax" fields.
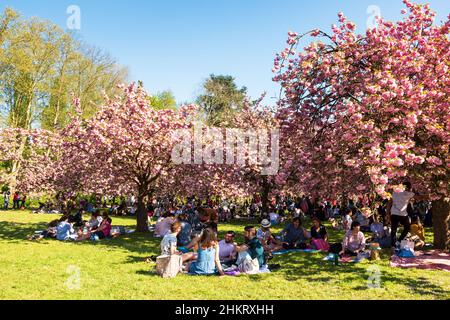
[{"xmin": 1, "ymin": 0, "xmax": 449, "ymax": 105}]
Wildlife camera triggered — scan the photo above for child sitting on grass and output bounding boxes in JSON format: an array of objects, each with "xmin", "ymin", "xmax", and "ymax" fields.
[
  {"xmin": 87, "ymin": 211, "xmax": 103, "ymax": 231},
  {"xmin": 342, "ymin": 208, "xmax": 353, "ymax": 232},
  {"xmin": 160, "ymin": 221, "xmax": 196, "ymax": 263}
]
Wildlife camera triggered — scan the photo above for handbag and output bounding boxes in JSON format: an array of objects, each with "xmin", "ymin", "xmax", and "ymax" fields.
[
  {"xmin": 398, "ymin": 240, "xmax": 415, "ymax": 258},
  {"xmin": 155, "ymin": 254, "xmax": 183, "ymax": 278}
]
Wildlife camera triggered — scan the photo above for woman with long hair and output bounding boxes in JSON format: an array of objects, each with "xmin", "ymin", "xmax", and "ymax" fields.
[{"xmin": 188, "ymin": 228, "xmax": 225, "ymax": 276}]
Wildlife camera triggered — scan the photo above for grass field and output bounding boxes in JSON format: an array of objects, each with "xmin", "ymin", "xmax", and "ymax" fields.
[{"xmin": 0, "ymin": 211, "xmax": 449, "ymax": 300}]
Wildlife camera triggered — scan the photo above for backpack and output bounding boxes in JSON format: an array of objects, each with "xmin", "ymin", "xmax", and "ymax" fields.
[{"xmin": 155, "ymin": 255, "xmax": 183, "ymax": 278}]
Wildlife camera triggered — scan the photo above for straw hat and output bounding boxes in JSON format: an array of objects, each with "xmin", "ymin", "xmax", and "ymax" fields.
[{"xmin": 261, "ymin": 219, "xmax": 271, "ymax": 228}]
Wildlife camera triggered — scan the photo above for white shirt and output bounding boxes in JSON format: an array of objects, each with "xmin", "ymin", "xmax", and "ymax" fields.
[
  {"xmin": 343, "ymin": 215, "xmax": 353, "ymax": 231},
  {"xmin": 160, "ymin": 233, "xmax": 177, "ymax": 255},
  {"xmin": 391, "ymin": 191, "xmax": 415, "ymax": 217}
]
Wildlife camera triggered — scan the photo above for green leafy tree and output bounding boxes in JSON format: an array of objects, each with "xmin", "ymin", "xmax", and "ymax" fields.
[
  {"xmin": 196, "ymin": 74, "xmax": 247, "ymax": 126},
  {"xmin": 149, "ymin": 90, "xmax": 177, "ymax": 110}
]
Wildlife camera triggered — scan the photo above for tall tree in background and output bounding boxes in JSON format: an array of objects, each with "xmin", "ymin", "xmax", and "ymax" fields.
[
  {"xmin": 0, "ymin": 8, "xmax": 128, "ymax": 190},
  {"xmin": 149, "ymin": 90, "xmax": 177, "ymax": 110},
  {"xmin": 197, "ymin": 74, "xmax": 247, "ymax": 126}
]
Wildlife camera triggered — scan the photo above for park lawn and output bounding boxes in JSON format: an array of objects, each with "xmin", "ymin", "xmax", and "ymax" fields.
[{"xmin": 0, "ymin": 211, "xmax": 449, "ymax": 300}]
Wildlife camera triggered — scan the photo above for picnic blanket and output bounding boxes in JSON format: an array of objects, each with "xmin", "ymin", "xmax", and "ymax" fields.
[
  {"xmin": 390, "ymin": 250, "xmax": 450, "ymax": 272},
  {"xmin": 222, "ymin": 265, "xmax": 271, "ymax": 276},
  {"xmin": 273, "ymin": 249, "xmax": 320, "ymax": 255}
]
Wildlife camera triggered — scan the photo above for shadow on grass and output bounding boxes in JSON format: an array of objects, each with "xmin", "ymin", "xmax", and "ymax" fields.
[
  {"xmin": 2, "ymin": 219, "xmax": 449, "ymax": 298},
  {"xmin": 0, "ymin": 221, "xmax": 49, "ymax": 243},
  {"xmin": 0, "ymin": 220, "xmax": 159, "ymax": 256},
  {"xmin": 351, "ymin": 275, "xmax": 448, "ymax": 296},
  {"xmin": 275, "ymin": 250, "xmax": 449, "ymax": 297}
]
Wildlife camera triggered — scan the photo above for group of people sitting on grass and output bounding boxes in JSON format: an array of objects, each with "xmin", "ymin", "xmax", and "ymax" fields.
[
  {"xmin": 154, "ymin": 216, "xmax": 367, "ymax": 276},
  {"xmin": 29, "ymin": 210, "xmax": 113, "ymax": 242},
  {"xmin": 154, "ymin": 188, "xmax": 430, "ymax": 276},
  {"xmin": 158, "ymin": 222, "xmax": 270, "ymax": 276}
]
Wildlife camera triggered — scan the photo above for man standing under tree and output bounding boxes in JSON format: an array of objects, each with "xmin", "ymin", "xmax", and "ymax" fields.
[{"xmin": 387, "ymin": 181, "xmax": 428, "ymax": 248}]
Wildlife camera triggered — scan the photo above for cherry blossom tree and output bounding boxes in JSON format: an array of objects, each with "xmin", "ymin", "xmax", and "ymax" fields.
[
  {"xmin": 274, "ymin": 0, "xmax": 449, "ymax": 248},
  {"xmin": 0, "ymin": 127, "xmax": 60, "ymax": 195},
  {"xmin": 50, "ymin": 84, "xmax": 197, "ymax": 232},
  {"xmin": 167, "ymin": 95, "xmax": 282, "ymax": 213}
]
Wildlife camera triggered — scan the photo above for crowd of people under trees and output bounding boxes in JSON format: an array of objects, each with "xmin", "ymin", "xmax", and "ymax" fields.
[{"xmin": 18, "ymin": 180, "xmax": 434, "ymax": 276}]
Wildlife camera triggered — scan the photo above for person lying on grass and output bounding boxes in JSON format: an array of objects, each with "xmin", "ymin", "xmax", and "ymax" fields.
[
  {"xmin": 340, "ymin": 221, "xmax": 366, "ymax": 256},
  {"xmin": 186, "ymin": 228, "xmax": 225, "ymax": 276},
  {"xmin": 257, "ymin": 219, "xmax": 284, "ymax": 252},
  {"xmin": 28, "ymin": 219, "xmax": 59, "ymax": 241},
  {"xmin": 280, "ymin": 217, "xmax": 311, "ymax": 250}
]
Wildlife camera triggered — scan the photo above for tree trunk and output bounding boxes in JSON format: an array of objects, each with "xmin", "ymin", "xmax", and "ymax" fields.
[
  {"xmin": 136, "ymin": 193, "xmax": 149, "ymax": 233},
  {"xmin": 432, "ymin": 198, "xmax": 450, "ymax": 250},
  {"xmin": 261, "ymin": 176, "xmax": 271, "ymax": 215}
]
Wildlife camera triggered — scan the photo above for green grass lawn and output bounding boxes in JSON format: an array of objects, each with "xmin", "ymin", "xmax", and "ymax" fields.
[{"xmin": 0, "ymin": 211, "xmax": 449, "ymax": 300}]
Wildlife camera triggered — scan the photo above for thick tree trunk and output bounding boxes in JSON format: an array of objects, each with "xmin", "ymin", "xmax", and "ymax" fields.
[
  {"xmin": 432, "ymin": 198, "xmax": 450, "ymax": 250},
  {"xmin": 136, "ymin": 193, "xmax": 149, "ymax": 233},
  {"xmin": 261, "ymin": 177, "xmax": 271, "ymax": 215}
]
